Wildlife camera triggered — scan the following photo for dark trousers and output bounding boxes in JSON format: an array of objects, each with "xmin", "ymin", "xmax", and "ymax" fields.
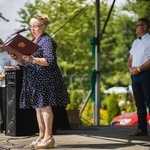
[
  {"xmin": 131, "ymin": 70, "xmax": 150, "ymax": 132},
  {"xmin": 0, "ymin": 87, "xmax": 5, "ymax": 131}
]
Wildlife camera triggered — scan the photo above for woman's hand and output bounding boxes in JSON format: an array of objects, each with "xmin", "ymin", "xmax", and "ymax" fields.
[
  {"xmin": 10, "ymin": 54, "xmax": 18, "ymax": 60},
  {"xmin": 22, "ymin": 55, "xmax": 34, "ymax": 63},
  {"xmin": 22, "ymin": 55, "xmax": 49, "ymax": 66},
  {"xmin": 9, "ymin": 54, "xmax": 23, "ymax": 66}
]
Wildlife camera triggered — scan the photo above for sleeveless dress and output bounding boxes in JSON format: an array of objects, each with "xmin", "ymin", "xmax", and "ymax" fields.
[{"xmin": 20, "ymin": 33, "xmax": 70, "ymax": 109}]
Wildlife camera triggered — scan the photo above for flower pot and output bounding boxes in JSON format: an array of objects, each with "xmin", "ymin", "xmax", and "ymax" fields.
[{"xmin": 67, "ymin": 110, "xmax": 79, "ymax": 127}]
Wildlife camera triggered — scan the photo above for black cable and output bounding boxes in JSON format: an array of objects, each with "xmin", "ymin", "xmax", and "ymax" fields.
[
  {"xmin": 0, "ymin": 13, "xmax": 9, "ymax": 22},
  {"xmin": 100, "ymin": 0, "xmax": 116, "ymax": 40},
  {"xmin": 50, "ymin": 0, "xmax": 94, "ymax": 36}
]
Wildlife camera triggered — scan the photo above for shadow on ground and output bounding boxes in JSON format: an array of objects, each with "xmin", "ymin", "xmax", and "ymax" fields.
[{"xmin": 55, "ymin": 125, "xmax": 150, "ymax": 149}]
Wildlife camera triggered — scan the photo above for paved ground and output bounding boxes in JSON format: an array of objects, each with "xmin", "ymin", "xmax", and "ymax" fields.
[{"xmin": 0, "ymin": 125, "xmax": 150, "ymax": 150}]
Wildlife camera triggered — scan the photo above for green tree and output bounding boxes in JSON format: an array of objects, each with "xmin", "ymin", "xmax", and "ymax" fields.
[
  {"xmin": 106, "ymin": 94, "xmax": 120, "ymax": 124},
  {"xmin": 16, "ymin": 0, "xmax": 150, "ymax": 124},
  {"xmin": 123, "ymin": 0, "xmax": 150, "ymax": 21},
  {"xmin": 18, "ymin": 0, "xmax": 95, "ymax": 75},
  {"xmin": 17, "ymin": 0, "xmax": 150, "ymax": 90},
  {"xmin": 17, "ymin": 1, "xmax": 96, "ymax": 100}
]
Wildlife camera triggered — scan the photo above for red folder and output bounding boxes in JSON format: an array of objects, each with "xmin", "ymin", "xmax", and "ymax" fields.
[{"xmin": 0, "ymin": 34, "xmax": 40, "ymax": 59}]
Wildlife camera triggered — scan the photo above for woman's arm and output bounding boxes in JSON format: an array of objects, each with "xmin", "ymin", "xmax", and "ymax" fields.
[{"xmin": 22, "ymin": 55, "xmax": 49, "ymax": 66}]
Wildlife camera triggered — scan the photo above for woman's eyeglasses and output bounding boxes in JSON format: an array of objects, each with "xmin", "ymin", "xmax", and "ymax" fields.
[{"xmin": 29, "ymin": 24, "xmax": 44, "ymax": 30}]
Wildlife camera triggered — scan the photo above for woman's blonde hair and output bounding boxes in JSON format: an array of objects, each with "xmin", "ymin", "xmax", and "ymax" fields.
[{"xmin": 33, "ymin": 14, "xmax": 50, "ymax": 26}]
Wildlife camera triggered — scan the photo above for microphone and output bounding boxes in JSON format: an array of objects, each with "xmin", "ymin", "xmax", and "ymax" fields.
[
  {"xmin": 11, "ymin": 27, "xmax": 29, "ymax": 36},
  {"xmin": 3, "ymin": 27, "xmax": 29, "ymax": 44}
]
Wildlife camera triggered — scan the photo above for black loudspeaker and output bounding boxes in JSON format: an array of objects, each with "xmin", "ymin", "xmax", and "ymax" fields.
[{"xmin": 5, "ymin": 69, "xmax": 38, "ymax": 136}]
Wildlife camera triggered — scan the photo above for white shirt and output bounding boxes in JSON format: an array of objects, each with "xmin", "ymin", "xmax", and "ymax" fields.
[
  {"xmin": 0, "ymin": 51, "xmax": 17, "ymax": 87},
  {"xmin": 130, "ymin": 33, "xmax": 150, "ymax": 67}
]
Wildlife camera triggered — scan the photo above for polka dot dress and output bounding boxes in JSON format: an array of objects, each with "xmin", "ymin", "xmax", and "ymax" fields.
[{"xmin": 20, "ymin": 33, "xmax": 70, "ymax": 109}]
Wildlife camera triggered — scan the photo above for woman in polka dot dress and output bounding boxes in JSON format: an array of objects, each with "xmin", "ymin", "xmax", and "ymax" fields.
[{"xmin": 10, "ymin": 14, "xmax": 70, "ymax": 149}]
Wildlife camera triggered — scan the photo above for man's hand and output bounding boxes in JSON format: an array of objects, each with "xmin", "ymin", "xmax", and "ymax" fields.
[
  {"xmin": 130, "ymin": 67, "xmax": 140, "ymax": 75},
  {"xmin": 0, "ymin": 73, "xmax": 5, "ymax": 81}
]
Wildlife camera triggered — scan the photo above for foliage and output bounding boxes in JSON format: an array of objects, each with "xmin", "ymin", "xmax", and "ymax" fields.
[
  {"xmin": 80, "ymin": 99, "xmax": 94, "ymax": 126},
  {"xmin": 105, "ymin": 94, "xmax": 121, "ymax": 124},
  {"xmin": 66, "ymin": 89, "xmax": 84, "ymax": 110},
  {"xmin": 18, "ymin": 0, "xmax": 95, "ymax": 76},
  {"xmin": 122, "ymin": 0, "xmax": 150, "ymax": 21},
  {"xmin": 15, "ymin": 0, "xmax": 150, "ymax": 125},
  {"xmin": 100, "ymin": 108, "xmax": 108, "ymax": 125},
  {"xmin": 18, "ymin": 0, "xmax": 96, "ymax": 102},
  {"xmin": 17, "ymin": 0, "xmax": 134, "ymax": 88},
  {"xmin": 16, "ymin": 0, "xmax": 150, "ymax": 89}
]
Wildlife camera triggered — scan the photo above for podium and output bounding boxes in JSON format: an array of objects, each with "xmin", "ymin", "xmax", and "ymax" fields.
[{"xmin": 5, "ymin": 69, "xmax": 38, "ymax": 136}]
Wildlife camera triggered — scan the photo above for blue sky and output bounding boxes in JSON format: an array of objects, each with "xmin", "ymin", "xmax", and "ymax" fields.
[
  {"xmin": 0, "ymin": 0, "xmax": 125, "ymax": 41},
  {"xmin": 0, "ymin": 0, "xmax": 27, "ymax": 41}
]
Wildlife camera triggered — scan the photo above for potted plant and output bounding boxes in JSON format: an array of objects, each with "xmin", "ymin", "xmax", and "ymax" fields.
[{"xmin": 66, "ymin": 90, "xmax": 83, "ymax": 126}]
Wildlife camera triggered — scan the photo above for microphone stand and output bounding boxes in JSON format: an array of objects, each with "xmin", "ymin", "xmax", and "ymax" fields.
[
  {"xmin": 3, "ymin": 34, "xmax": 17, "ymax": 45},
  {"xmin": 3, "ymin": 28, "xmax": 29, "ymax": 45}
]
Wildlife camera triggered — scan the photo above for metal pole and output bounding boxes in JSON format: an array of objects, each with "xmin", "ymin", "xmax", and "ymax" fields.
[{"xmin": 94, "ymin": 0, "xmax": 100, "ymax": 125}]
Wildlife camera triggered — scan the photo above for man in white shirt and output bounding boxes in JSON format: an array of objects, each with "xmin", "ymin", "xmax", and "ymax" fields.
[
  {"xmin": 0, "ymin": 38, "xmax": 17, "ymax": 132},
  {"xmin": 128, "ymin": 18, "xmax": 150, "ymax": 136}
]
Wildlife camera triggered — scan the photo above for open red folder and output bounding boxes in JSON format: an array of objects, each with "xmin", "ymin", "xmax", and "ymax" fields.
[{"xmin": 0, "ymin": 34, "xmax": 40, "ymax": 59}]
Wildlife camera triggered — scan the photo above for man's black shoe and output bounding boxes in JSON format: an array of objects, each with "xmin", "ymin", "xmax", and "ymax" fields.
[{"xmin": 129, "ymin": 129, "xmax": 148, "ymax": 136}]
